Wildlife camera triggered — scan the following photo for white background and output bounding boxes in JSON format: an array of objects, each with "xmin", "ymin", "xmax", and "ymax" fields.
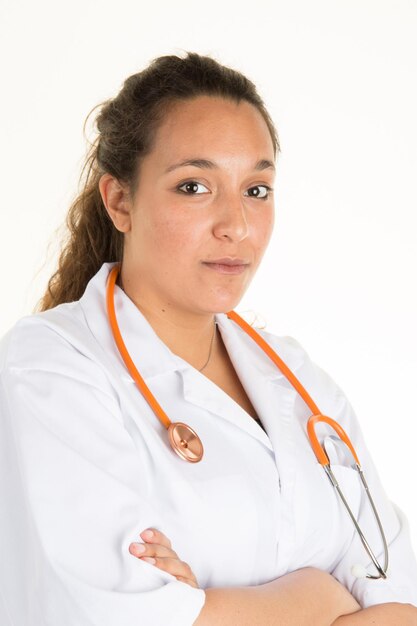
[{"xmin": 1, "ymin": 0, "xmax": 416, "ymax": 552}]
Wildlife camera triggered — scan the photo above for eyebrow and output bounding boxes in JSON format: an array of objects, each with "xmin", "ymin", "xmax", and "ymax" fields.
[{"xmin": 164, "ymin": 157, "xmax": 275, "ymax": 174}]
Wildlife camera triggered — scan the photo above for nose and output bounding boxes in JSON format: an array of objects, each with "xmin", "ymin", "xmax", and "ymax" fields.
[{"xmin": 212, "ymin": 194, "xmax": 249, "ymax": 242}]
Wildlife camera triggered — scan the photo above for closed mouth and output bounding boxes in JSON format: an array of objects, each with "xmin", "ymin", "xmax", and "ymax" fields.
[{"xmin": 202, "ymin": 258, "xmax": 249, "ymax": 266}]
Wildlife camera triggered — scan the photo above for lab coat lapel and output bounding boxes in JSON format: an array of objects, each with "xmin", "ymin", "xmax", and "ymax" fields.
[
  {"xmin": 180, "ymin": 313, "xmax": 303, "ymax": 456},
  {"xmin": 207, "ymin": 314, "xmax": 303, "ymax": 572},
  {"xmin": 180, "ymin": 365, "xmax": 275, "ymax": 452},
  {"xmin": 180, "ymin": 313, "xmax": 301, "ymax": 568},
  {"xmin": 81, "ymin": 262, "xmax": 300, "ymax": 471}
]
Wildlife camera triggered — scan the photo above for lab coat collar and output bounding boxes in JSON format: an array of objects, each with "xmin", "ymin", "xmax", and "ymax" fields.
[
  {"xmin": 79, "ymin": 261, "xmax": 305, "ymax": 387},
  {"xmin": 79, "ymin": 262, "xmax": 304, "ymax": 453},
  {"xmin": 180, "ymin": 311, "xmax": 303, "ymax": 453},
  {"xmin": 80, "ymin": 261, "xmax": 190, "ymax": 380}
]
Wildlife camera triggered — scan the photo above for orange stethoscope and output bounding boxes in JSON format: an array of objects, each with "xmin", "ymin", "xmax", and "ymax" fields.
[{"xmin": 106, "ymin": 263, "xmax": 388, "ymax": 580}]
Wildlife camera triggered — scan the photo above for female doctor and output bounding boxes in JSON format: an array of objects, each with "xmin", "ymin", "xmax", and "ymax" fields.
[{"xmin": 1, "ymin": 51, "xmax": 417, "ymax": 626}]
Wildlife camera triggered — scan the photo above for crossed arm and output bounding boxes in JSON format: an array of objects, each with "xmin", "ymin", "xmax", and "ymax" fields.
[
  {"xmin": 130, "ymin": 528, "xmax": 417, "ymax": 625},
  {"xmin": 198, "ymin": 570, "xmax": 417, "ymax": 625},
  {"xmin": 331, "ymin": 602, "xmax": 417, "ymax": 625}
]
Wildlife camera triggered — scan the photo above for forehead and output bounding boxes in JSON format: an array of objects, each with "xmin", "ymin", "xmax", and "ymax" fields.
[{"xmin": 151, "ymin": 96, "xmax": 274, "ymax": 163}]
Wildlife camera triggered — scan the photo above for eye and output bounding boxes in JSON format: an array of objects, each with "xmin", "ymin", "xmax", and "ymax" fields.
[
  {"xmin": 176, "ymin": 181, "xmax": 209, "ymax": 195},
  {"xmin": 176, "ymin": 180, "xmax": 273, "ymax": 200},
  {"xmin": 245, "ymin": 185, "xmax": 273, "ymax": 200}
]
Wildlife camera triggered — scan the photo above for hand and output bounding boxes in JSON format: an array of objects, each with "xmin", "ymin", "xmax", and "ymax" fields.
[{"xmin": 129, "ymin": 528, "xmax": 200, "ymax": 589}]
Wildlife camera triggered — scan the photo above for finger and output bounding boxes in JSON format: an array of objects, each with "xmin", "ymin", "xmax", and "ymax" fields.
[
  {"xmin": 128, "ymin": 541, "xmax": 178, "ymax": 560},
  {"xmin": 139, "ymin": 528, "xmax": 172, "ymax": 549},
  {"xmin": 142, "ymin": 555, "xmax": 195, "ymax": 580},
  {"xmin": 176, "ymin": 575, "xmax": 199, "ymax": 589}
]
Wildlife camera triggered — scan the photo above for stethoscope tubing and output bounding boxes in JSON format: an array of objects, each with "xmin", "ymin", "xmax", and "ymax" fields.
[{"xmin": 106, "ymin": 263, "xmax": 389, "ymax": 579}]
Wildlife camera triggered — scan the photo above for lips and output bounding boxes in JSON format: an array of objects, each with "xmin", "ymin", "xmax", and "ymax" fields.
[
  {"xmin": 203, "ymin": 257, "xmax": 249, "ymax": 266},
  {"xmin": 202, "ymin": 258, "xmax": 250, "ymax": 275}
]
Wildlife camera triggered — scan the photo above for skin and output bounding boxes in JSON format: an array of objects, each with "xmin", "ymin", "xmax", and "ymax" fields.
[
  {"xmin": 99, "ymin": 94, "xmax": 276, "ymax": 370},
  {"xmin": 128, "ymin": 527, "xmax": 199, "ymax": 588}
]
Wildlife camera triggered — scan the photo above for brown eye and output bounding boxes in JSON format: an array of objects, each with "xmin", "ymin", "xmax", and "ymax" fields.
[
  {"xmin": 246, "ymin": 185, "xmax": 273, "ymax": 200},
  {"xmin": 176, "ymin": 181, "xmax": 273, "ymax": 199},
  {"xmin": 177, "ymin": 181, "xmax": 209, "ymax": 194}
]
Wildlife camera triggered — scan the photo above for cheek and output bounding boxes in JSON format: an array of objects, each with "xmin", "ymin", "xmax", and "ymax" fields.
[
  {"xmin": 253, "ymin": 211, "xmax": 274, "ymax": 250},
  {"xmin": 142, "ymin": 208, "xmax": 207, "ymax": 259}
]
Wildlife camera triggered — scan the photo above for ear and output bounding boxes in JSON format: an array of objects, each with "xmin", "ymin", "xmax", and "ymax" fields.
[{"xmin": 98, "ymin": 173, "xmax": 132, "ymax": 233}]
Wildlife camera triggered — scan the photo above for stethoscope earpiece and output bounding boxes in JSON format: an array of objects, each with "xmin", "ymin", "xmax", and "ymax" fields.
[{"xmin": 351, "ymin": 563, "xmax": 368, "ymax": 579}]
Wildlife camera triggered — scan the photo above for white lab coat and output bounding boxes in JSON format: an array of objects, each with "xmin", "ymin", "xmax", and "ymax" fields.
[{"xmin": 0, "ymin": 260, "xmax": 416, "ymax": 626}]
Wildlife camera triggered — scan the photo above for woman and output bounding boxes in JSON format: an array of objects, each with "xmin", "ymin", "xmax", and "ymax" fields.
[{"xmin": 0, "ymin": 52, "xmax": 416, "ymax": 625}]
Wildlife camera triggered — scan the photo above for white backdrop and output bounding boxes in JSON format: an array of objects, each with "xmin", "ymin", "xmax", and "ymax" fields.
[{"xmin": 1, "ymin": 0, "xmax": 416, "ymax": 552}]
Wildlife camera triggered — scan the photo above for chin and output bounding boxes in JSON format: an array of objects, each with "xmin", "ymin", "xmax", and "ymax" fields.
[
  {"xmin": 187, "ymin": 280, "xmax": 250, "ymax": 315},
  {"xmin": 199, "ymin": 294, "xmax": 245, "ymax": 315}
]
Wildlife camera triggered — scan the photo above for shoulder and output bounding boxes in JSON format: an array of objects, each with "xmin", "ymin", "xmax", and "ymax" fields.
[
  {"xmin": 0, "ymin": 302, "xmax": 114, "ymax": 398},
  {"xmin": 0, "ymin": 302, "xmax": 81, "ymax": 370},
  {"xmin": 257, "ymin": 325, "xmax": 308, "ymax": 361},
  {"xmin": 252, "ymin": 322, "xmax": 352, "ymax": 419}
]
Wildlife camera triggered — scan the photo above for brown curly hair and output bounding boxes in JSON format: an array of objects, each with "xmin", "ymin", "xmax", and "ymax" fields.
[{"xmin": 34, "ymin": 51, "xmax": 281, "ymax": 313}]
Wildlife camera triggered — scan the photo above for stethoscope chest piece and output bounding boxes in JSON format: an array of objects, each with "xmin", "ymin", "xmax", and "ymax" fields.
[{"xmin": 168, "ymin": 422, "xmax": 204, "ymax": 463}]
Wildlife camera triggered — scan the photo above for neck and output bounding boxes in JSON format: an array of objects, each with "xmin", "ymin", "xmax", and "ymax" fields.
[{"xmin": 117, "ymin": 272, "xmax": 220, "ymax": 370}]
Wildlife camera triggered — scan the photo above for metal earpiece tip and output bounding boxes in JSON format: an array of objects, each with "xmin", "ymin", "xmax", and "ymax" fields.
[{"xmin": 351, "ymin": 564, "xmax": 368, "ymax": 579}]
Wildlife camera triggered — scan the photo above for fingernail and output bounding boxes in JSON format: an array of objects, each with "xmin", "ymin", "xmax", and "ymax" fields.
[
  {"xmin": 131, "ymin": 542, "xmax": 146, "ymax": 553},
  {"xmin": 141, "ymin": 529, "xmax": 154, "ymax": 539},
  {"xmin": 142, "ymin": 556, "xmax": 156, "ymax": 564}
]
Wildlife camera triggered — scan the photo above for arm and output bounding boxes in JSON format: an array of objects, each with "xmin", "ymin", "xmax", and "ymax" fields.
[
  {"xmin": 130, "ymin": 530, "xmax": 361, "ymax": 625},
  {"xmin": 194, "ymin": 567, "xmax": 360, "ymax": 625},
  {"xmin": 131, "ymin": 531, "xmax": 417, "ymax": 626},
  {"xmin": 332, "ymin": 602, "xmax": 417, "ymax": 625},
  {"xmin": 0, "ymin": 323, "xmax": 206, "ymax": 626}
]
